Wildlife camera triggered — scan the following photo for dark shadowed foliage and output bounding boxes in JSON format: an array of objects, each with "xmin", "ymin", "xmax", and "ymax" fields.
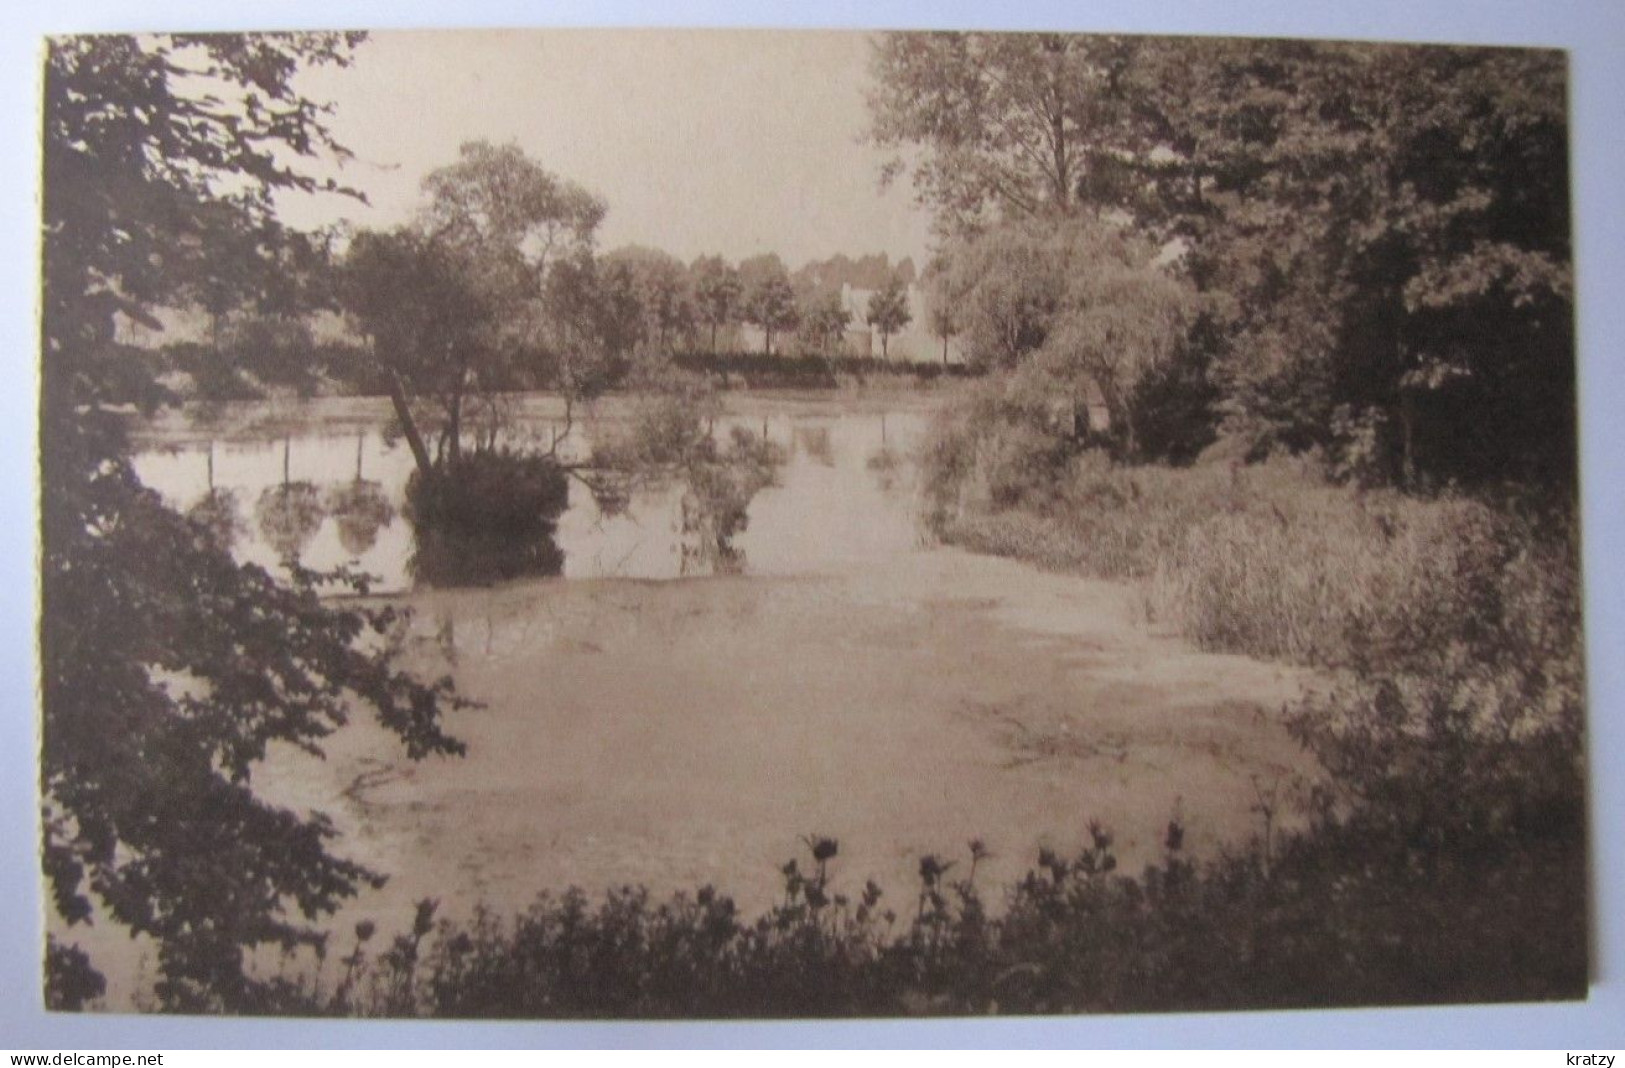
[
  {"xmin": 404, "ymin": 451, "xmax": 569, "ymax": 586},
  {"xmin": 40, "ymin": 33, "xmax": 469, "ymax": 1011}
]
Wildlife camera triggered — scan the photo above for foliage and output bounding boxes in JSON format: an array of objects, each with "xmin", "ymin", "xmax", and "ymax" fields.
[
  {"xmin": 668, "ymin": 351, "xmax": 972, "ymax": 389},
  {"xmin": 793, "ymin": 251, "xmax": 917, "ymax": 294},
  {"xmin": 797, "ymin": 290, "xmax": 853, "ymax": 355},
  {"xmin": 602, "ymin": 245, "xmax": 699, "ymax": 354},
  {"xmin": 404, "ymin": 450, "xmax": 569, "ymax": 586},
  {"xmin": 868, "ymin": 32, "xmax": 1135, "ymax": 230},
  {"xmin": 40, "ymin": 32, "xmax": 470, "ymax": 1009},
  {"xmin": 864, "ymin": 276, "xmax": 912, "ymax": 359},
  {"xmin": 588, "ymin": 369, "xmax": 786, "ymax": 574},
  {"xmin": 869, "ymin": 33, "xmax": 1574, "ymax": 491},
  {"xmin": 340, "ymin": 141, "xmax": 614, "ymax": 477},
  {"xmin": 246, "ymin": 786, "xmax": 1582, "ymax": 1018},
  {"xmin": 929, "ymin": 216, "xmax": 1195, "ymax": 458},
  {"xmin": 690, "ymin": 255, "xmax": 743, "ymax": 353},
  {"xmin": 739, "ymin": 254, "xmax": 800, "ymax": 356},
  {"xmin": 338, "ymin": 228, "xmax": 490, "ymax": 474}
]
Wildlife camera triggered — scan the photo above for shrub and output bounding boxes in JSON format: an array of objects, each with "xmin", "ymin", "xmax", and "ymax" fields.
[
  {"xmin": 255, "ymin": 800, "xmax": 1581, "ymax": 1019},
  {"xmin": 404, "ymin": 450, "xmax": 569, "ymax": 586}
]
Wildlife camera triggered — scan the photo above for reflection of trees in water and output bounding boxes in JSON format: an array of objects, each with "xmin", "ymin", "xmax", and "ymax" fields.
[
  {"xmin": 793, "ymin": 425, "xmax": 834, "ymax": 467},
  {"xmin": 251, "ymin": 436, "xmax": 328, "ymax": 565},
  {"xmin": 324, "ymin": 480, "xmax": 395, "ymax": 559},
  {"xmin": 254, "ymin": 482, "xmax": 326, "ymax": 564},
  {"xmin": 866, "ymin": 445, "xmax": 903, "ymax": 494},
  {"xmin": 677, "ymin": 428, "xmax": 784, "ymax": 576},
  {"xmin": 404, "ymin": 452, "xmax": 568, "ymax": 587},
  {"xmin": 187, "ymin": 487, "xmax": 246, "ymax": 551}
]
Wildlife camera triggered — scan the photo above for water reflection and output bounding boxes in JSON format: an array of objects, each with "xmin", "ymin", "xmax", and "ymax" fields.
[
  {"xmin": 188, "ymin": 487, "xmax": 246, "ymax": 551},
  {"xmin": 326, "ymin": 480, "xmax": 395, "ymax": 559},
  {"xmin": 255, "ymin": 482, "xmax": 326, "ymax": 564},
  {"xmin": 792, "ymin": 425, "xmax": 834, "ymax": 467},
  {"xmin": 132, "ymin": 399, "xmax": 933, "ymax": 592},
  {"xmin": 674, "ymin": 428, "xmax": 784, "ymax": 576}
]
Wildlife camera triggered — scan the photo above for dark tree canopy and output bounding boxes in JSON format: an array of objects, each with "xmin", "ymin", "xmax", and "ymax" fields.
[
  {"xmin": 870, "ymin": 32, "xmax": 1575, "ymax": 487},
  {"xmin": 40, "ymin": 33, "xmax": 467, "ymax": 1011}
]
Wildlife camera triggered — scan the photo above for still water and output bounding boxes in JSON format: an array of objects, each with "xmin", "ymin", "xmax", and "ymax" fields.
[{"xmin": 131, "ymin": 392, "xmax": 936, "ymax": 592}]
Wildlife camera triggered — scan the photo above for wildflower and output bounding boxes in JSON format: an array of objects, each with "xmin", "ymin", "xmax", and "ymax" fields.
[
  {"xmin": 807, "ymin": 835, "xmax": 839, "ymax": 863},
  {"xmin": 1165, "ymin": 819, "xmax": 1185, "ymax": 853},
  {"xmin": 918, "ymin": 854, "xmax": 954, "ymax": 886},
  {"xmin": 412, "ymin": 898, "xmax": 438, "ymax": 938}
]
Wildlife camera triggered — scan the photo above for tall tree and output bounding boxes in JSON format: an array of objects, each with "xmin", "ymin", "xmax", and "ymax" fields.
[
  {"xmin": 740, "ymin": 254, "xmax": 799, "ymax": 357},
  {"xmin": 339, "ymin": 228, "xmax": 488, "ymax": 477},
  {"xmin": 798, "ymin": 289, "xmax": 853, "ymax": 355},
  {"xmin": 691, "ymin": 255, "xmax": 742, "ymax": 352},
  {"xmin": 40, "ymin": 33, "xmax": 466, "ymax": 1011},
  {"xmin": 868, "ymin": 32, "xmax": 1138, "ymax": 233},
  {"xmin": 602, "ymin": 245, "xmax": 696, "ymax": 354},
  {"xmin": 870, "ymin": 31, "xmax": 1575, "ymax": 487},
  {"xmin": 865, "ymin": 276, "xmax": 913, "ymax": 360}
]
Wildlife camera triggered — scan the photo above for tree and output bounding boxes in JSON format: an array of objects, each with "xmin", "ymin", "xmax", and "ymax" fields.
[
  {"xmin": 339, "ymin": 228, "xmax": 489, "ymax": 477},
  {"xmin": 41, "ymin": 33, "xmax": 467, "ymax": 1011},
  {"xmin": 417, "ymin": 141, "xmax": 608, "ymax": 462},
  {"xmin": 739, "ymin": 254, "xmax": 800, "ymax": 357},
  {"xmin": 868, "ymin": 32, "xmax": 1139, "ymax": 233},
  {"xmin": 935, "ymin": 216, "xmax": 1194, "ymax": 457},
  {"xmin": 602, "ymin": 245, "xmax": 696, "ymax": 354},
  {"xmin": 690, "ymin": 255, "xmax": 742, "ymax": 353},
  {"xmin": 921, "ymin": 264, "xmax": 958, "ymax": 365},
  {"xmin": 870, "ymin": 32, "xmax": 1575, "ymax": 489},
  {"xmin": 339, "ymin": 143, "xmax": 613, "ymax": 476},
  {"xmin": 420, "ymin": 140, "xmax": 605, "ymax": 277},
  {"xmin": 798, "ymin": 290, "xmax": 852, "ymax": 355},
  {"xmin": 865, "ymin": 276, "xmax": 913, "ymax": 360}
]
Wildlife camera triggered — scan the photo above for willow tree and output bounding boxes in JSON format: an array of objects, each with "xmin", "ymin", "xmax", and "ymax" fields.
[{"xmin": 934, "ymin": 216, "xmax": 1194, "ymax": 457}]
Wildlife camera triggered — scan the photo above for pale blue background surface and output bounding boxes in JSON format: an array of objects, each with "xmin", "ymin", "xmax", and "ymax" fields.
[{"xmin": 3, "ymin": 0, "xmax": 1621, "ymax": 1049}]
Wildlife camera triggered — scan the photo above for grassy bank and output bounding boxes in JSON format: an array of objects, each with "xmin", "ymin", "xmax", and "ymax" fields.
[
  {"xmin": 902, "ymin": 400, "xmax": 1589, "ymax": 1016},
  {"xmin": 933, "ymin": 451, "xmax": 1581, "ymax": 672}
]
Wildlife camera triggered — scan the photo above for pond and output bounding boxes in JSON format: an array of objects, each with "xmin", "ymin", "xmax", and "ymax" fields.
[
  {"xmin": 88, "ymin": 388, "xmax": 1313, "ymax": 1007},
  {"xmin": 131, "ymin": 391, "xmax": 933, "ymax": 592}
]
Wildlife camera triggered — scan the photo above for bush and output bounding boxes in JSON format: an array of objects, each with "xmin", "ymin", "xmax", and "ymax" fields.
[{"xmin": 404, "ymin": 450, "xmax": 569, "ymax": 586}]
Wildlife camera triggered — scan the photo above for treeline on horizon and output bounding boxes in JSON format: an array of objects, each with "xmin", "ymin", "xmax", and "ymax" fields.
[{"xmin": 137, "ymin": 193, "xmax": 942, "ymax": 407}]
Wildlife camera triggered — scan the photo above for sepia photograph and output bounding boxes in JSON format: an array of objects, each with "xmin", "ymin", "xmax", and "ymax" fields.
[{"xmin": 32, "ymin": 16, "xmax": 1597, "ymax": 1027}]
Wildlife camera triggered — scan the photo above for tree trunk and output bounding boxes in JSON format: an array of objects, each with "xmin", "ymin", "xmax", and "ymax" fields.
[
  {"xmin": 385, "ymin": 369, "xmax": 434, "ymax": 479},
  {"xmin": 446, "ymin": 359, "xmax": 467, "ymax": 466},
  {"xmin": 1399, "ymin": 389, "xmax": 1416, "ymax": 489}
]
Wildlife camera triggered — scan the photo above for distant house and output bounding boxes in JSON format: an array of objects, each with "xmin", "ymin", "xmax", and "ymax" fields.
[{"xmin": 838, "ymin": 283, "xmax": 966, "ymax": 364}]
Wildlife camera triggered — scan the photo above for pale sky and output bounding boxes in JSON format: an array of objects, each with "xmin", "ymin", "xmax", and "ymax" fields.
[{"xmin": 278, "ymin": 29, "xmax": 935, "ymax": 269}]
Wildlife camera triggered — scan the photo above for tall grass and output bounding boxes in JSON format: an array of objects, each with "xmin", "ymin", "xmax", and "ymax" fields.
[{"xmin": 932, "ymin": 442, "xmax": 1578, "ymax": 674}]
